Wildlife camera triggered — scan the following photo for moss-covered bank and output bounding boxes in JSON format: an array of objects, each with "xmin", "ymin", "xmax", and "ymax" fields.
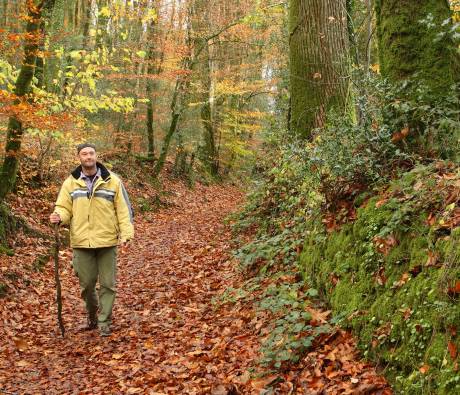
[
  {"xmin": 0, "ymin": 204, "xmax": 14, "ymax": 249},
  {"xmin": 300, "ymin": 163, "xmax": 460, "ymax": 394}
]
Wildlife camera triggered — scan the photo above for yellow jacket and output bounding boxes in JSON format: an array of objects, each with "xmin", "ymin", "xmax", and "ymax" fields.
[{"xmin": 54, "ymin": 163, "xmax": 134, "ymax": 248}]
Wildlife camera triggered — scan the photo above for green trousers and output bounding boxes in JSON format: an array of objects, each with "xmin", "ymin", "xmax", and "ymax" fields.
[{"xmin": 72, "ymin": 246, "xmax": 117, "ymax": 327}]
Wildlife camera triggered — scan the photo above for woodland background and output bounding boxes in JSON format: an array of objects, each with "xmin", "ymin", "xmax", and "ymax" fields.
[{"xmin": 1, "ymin": 0, "xmax": 460, "ymax": 394}]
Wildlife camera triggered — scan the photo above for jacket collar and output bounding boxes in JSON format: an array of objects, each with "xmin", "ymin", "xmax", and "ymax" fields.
[{"xmin": 71, "ymin": 162, "xmax": 111, "ymax": 181}]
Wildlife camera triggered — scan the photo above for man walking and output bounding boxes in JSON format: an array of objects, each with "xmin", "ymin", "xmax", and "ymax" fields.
[{"xmin": 50, "ymin": 143, "xmax": 134, "ymax": 337}]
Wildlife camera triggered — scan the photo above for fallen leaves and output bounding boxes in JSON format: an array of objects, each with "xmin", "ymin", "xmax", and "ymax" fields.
[
  {"xmin": 0, "ymin": 179, "xmax": 392, "ymax": 394},
  {"xmin": 288, "ymin": 330, "xmax": 391, "ymax": 394}
]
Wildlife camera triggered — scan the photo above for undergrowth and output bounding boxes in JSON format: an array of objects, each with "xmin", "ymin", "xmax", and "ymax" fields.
[{"xmin": 229, "ymin": 77, "xmax": 460, "ymax": 391}]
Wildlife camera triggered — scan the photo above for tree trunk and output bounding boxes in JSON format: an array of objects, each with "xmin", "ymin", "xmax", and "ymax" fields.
[
  {"xmin": 96, "ymin": 0, "xmax": 109, "ymax": 50},
  {"xmin": 192, "ymin": 0, "xmax": 219, "ymax": 177},
  {"xmin": 1, "ymin": 0, "xmax": 7, "ymax": 27},
  {"xmin": 289, "ymin": 0, "xmax": 351, "ymax": 138},
  {"xmin": 145, "ymin": 17, "xmax": 158, "ymax": 162},
  {"xmin": 152, "ymin": 79, "xmax": 188, "ymax": 178},
  {"xmin": 82, "ymin": 0, "xmax": 93, "ymax": 48},
  {"xmin": 375, "ymin": 0, "xmax": 458, "ymax": 91},
  {"xmin": 197, "ymin": 42, "xmax": 219, "ymax": 177},
  {"xmin": 365, "ymin": 0, "xmax": 373, "ymax": 74},
  {"xmin": 0, "ymin": 0, "xmax": 56, "ymax": 202},
  {"xmin": 35, "ymin": 0, "xmax": 56, "ymax": 89}
]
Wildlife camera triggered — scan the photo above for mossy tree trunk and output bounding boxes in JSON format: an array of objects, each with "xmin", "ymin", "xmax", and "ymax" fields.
[
  {"xmin": 198, "ymin": 43, "xmax": 219, "ymax": 177},
  {"xmin": 1, "ymin": 0, "xmax": 7, "ymax": 27},
  {"xmin": 146, "ymin": 18, "xmax": 158, "ymax": 162},
  {"xmin": 289, "ymin": 0, "xmax": 351, "ymax": 139},
  {"xmin": 96, "ymin": 0, "xmax": 109, "ymax": 50},
  {"xmin": 0, "ymin": 0, "xmax": 56, "ymax": 203},
  {"xmin": 375, "ymin": 0, "xmax": 459, "ymax": 91},
  {"xmin": 152, "ymin": 79, "xmax": 190, "ymax": 178},
  {"xmin": 35, "ymin": 0, "xmax": 58, "ymax": 89},
  {"xmin": 192, "ymin": 0, "xmax": 219, "ymax": 178}
]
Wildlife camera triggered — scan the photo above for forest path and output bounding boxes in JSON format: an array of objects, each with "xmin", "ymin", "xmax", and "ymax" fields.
[{"xmin": 0, "ymin": 182, "xmax": 391, "ymax": 394}]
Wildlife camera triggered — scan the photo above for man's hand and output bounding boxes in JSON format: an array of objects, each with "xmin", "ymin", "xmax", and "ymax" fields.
[
  {"xmin": 50, "ymin": 212, "xmax": 61, "ymax": 224},
  {"xmin": 120, "ymin": 240, "xmax": 131, "ymax": 253}
]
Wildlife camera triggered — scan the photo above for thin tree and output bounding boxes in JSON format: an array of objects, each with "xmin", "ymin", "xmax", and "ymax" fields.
[{"xmin": 192, "ymin": 0, "xmax": 219, "ymax": 177}]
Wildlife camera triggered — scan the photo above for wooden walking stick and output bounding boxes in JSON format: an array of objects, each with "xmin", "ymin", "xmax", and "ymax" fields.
[{"xmin": 54, "ymin": 224, "xmax": 65, "ymax": 337}]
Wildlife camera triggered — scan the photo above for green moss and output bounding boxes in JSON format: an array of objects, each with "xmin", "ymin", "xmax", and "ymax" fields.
[
  {"xmin": 0, "ymin": 204, "xmax": 8, "ymax": 246},
  {"xmin": 0, "ymin": 283, "xmax": 8, "ymax": 298},
  {"xmin": 0, "ymin": 203, "xmax": 17, "ymax": 253},
  {"xmin": 289, "ymin": 0, "xmax": 351, "ymax": 137},
  {"xmin": 300, "ymin": 164, "xmax": 460, "ymax": 393},
  {"xmin": 375, "ymin": 0, "xmax": 458, "ymax": 92},
  {"xmin": 32, "ymin": 254, "xmax": 49, "ymax": 272},
  {"xmin": 0, "ymin": 245, "xmax": 14, "ymax": 256}
]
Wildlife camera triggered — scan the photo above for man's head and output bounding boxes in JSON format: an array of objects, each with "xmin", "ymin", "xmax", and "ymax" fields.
[{"xmin": 77, "ymin": 143, "xmax": 97, "ymax": 170}]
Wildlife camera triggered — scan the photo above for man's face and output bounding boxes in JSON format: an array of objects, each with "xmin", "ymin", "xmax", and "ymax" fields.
[{"xmin": 78, "ymin": 147, "xmax": 97, "ymax": 168}]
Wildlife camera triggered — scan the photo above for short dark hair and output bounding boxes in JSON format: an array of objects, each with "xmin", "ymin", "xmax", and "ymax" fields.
[{"xmin": 76, "ymin": 143, "xmax": 96, "ymax": 154}]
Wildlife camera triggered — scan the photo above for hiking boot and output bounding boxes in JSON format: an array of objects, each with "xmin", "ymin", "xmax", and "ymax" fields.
[
  {"xmin": 86, "ymin": 318, "xmax": 98, "ymax": 330},
  {"xmin": 86, "ymin": 311, "xmax": 98, "ymax": 330},
  {"xmin": 99, "ymin": 325, "xmax": 111, "ymax": 337}
]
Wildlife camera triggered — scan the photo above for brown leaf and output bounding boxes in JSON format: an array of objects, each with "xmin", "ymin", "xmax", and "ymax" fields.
[
  {"xmin": 425, "ymin": 251, "xmax": 439, "ymax": 267},
  {"xmin": 399, "ymin": 308, "xmax": 412, "ymax": 321},
  {"xmin": 374, "ymin": 235, "xmax": 398, "ymax": 256},
  {"xmin": 392, "ymin": 272, "xmax": 410, "ymax": 289},
  {"xmin": 127, "ymin": 388, "xmax": 143, "ymax": 394},
  {"xmin": 306, "ymin": 307, "xmax": 331, "ymax": 326},
  {"xmin": 13, "ymin": 337, "xmax": 28, "ymax": 352},
  {"xmin": 409, "ymin": 265, "xmax": 422, "ymax": 276},
  {"xmin": 375, "ymin": 267, "xmax": 387, "ymax": 286},
  {"xmin": 426, "ymin": 212, "xmax": 436, "ymax": 226},
  {"xmin": 250, "ymin": 375, "xmax": 279, "ymax": 390},
  {"xmin": 448, "ymin": 341, "xmax": 457, "ymax": 360},
  {"xmin": 401, "ymin": 126, "xmax": 410, "ymax": 137},
  {"xmin": 211, "ymin": 385, "xmax": 228, "ymax": 395}
]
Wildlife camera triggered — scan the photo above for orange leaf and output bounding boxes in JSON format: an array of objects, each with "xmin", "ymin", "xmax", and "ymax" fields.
[
  {"xmin": 448, "ymin": 341, "xmax": 458, "ymax": 360},
  {"xmin": 426, "ymin": 212, "xmax": 436, "ymax": 226},
  {"xmin": 448, "ymin": 280, "xmax": 460, "ymax": 296},
  {"xmin": 391, "ymin": 132, "xmax": 402, "ymax": 142},
  {"xmin": 419, "ymin": 364, "xmax": 430, "ymax": 374}
]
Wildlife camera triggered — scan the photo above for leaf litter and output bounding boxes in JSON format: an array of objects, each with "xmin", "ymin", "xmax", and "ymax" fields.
[{"xmin": 0, "ymin": 179, "xmax": 391, "ymax": 394}]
